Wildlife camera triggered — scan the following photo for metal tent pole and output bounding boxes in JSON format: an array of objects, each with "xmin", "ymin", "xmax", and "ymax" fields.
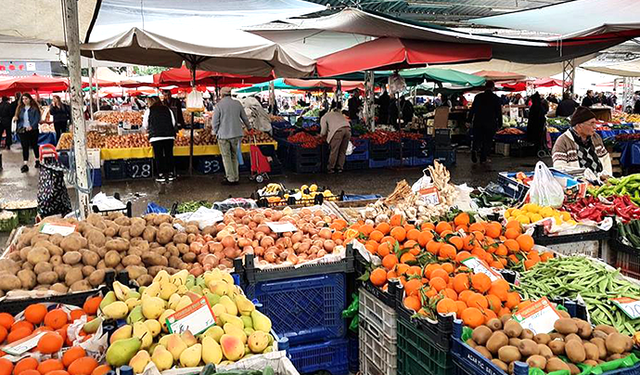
[
  {"xmin": 88, "ymin": 58, "xmax": 94, "ymax": 120},
  {"xmin": 189, "ymin": 65, "xmax": 196, "ymax": 176},
  {"xmin": 62, "ymin": 0, "xmax": 91, "ymax": 219}
]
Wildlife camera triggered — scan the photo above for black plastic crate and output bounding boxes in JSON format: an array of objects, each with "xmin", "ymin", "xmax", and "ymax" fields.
[
  {"xmin": 400, "ymin": 139, "xmax": 418, "ymax": 158},
  {"xmin": 397, "ymin": 314, "xmax": 452, "ymax": 375},
  {"xmin": 103, "ymin": 159, "xmax": 127, "ymax": 180},
  {"xmin": 235, "ymin": 244, "xmax": 354, "ymax": 284},
  {"xmin": 412, "ymin": 138, "xmax": 433, "ymax": 159},
  {"xmin": 532, "ymin": 225, "xmax": 611, "ymax": 245},
  {"xmin": 434, "ymin": 129, "xmax": 452, "ymax": 147},
  {"xmin": 369, "ymin": 142, "xmax": 390, "ymax": 159},
  {"xmin": 126, "ymin": 158, "xmax": 154, "ymax": 179},
  {"xmin": 344, "ymin": 160, "xmax": 368, "ymax": 170}
]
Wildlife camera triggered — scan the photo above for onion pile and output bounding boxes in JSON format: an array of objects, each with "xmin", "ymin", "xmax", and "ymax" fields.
[{"xmin": 187, "ymin": 207, "xmax": 344, "ymax": 274}]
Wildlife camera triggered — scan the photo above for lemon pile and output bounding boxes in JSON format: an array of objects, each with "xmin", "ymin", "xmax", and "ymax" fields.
[
  {"xmin": 504, "ymin": 203, "xmax": 576, "ymax": 225},
  {"xmin": 286, "ymin": 184, "xmax": 335, "ymax": 201}
]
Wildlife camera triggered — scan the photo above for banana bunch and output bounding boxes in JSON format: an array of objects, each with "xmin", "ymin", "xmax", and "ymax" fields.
[{"xmin": 259, "ymin": 183, "xmax": 284, "ymax": 196}]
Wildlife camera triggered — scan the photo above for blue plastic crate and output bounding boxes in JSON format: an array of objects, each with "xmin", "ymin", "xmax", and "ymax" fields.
[
  {"xmin": 348, "ymin": 334, "xmax": 359, "ymax": 373},
  {"xmin": 434, "ymin": 149, "xmax": 456, "ymax": 166},
  {"xmin": 346, "ymin": 138, "xmax": 369, "ymax": 162},
  {"xmin": 90, "ymin": 168, "xmax": 102, "ymax": 187},
  {"xmin": 242, "ymin": 273, "xmax": 347, "ymax": 346},
  {"xmin": 400, "ymin": 138, "xmax": 418, "ymax": 158},
  {"xmin": 497, "ymin": 169, "xmax": 579, "ymax": 200},
  {"xmin": 369, "ymin": 157, "xmax": 390, "ymax": 169},
  {"xmin": 389, "ymin": 157, "xmax": 412, "ymax": 167},
  {"xmin": 344, "ymin": 160, "xmax": 368, "ymax": 171},
  {"xmin": 369, "ymin": 142, "xmax": 390, "ymax": 159},
  {"xmin": 411, "ymin": 156, "xmax": 433, "ymax": 166},
  {"xmin": 288, "ymin": 338, "xmax": 349, "ymax": 375}
]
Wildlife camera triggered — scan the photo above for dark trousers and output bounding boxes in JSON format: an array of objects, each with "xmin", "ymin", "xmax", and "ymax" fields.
[
  {"xmin": 472, "ymin": 126, "xmax": 495, "ymax": 162},
  {"xmin": 54, "ymin": 121, "xmax": 68, "ymax": 144},
  {"xmin": 0, "ymin": 119, "xmax": 11, "ymax": 148},
  {"xmin": 18, "ymin": 130, "xmax": 39, "ymax": 162},
  {"xmin": 151, "ymin": 139, "xmax": 174, "ymax": 175}
]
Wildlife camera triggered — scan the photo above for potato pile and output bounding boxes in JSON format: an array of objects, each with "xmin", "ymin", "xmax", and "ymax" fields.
[
  {"xmin": 0, "ymin": 212, "xmax": 201, "ymax": 294},
  {"xmin": 467, "ymin": 313, "xmax": 635, "ymax": 375}
]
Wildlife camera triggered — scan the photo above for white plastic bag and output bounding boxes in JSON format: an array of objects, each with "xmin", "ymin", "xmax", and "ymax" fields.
[
  {"xmin": 345, "ymin": 141, "xmax": 354, "ymax": 156},
  {"xmin": 186, "ymin": 89, "xmax": 204, "ymax": 112},
  {"xmin": 411, "ymin": 169, "xmax": 432, "ymax": 192},
  {"xmin": 529, "ymin": 161, "xmax": 564, "ymax": 208}
]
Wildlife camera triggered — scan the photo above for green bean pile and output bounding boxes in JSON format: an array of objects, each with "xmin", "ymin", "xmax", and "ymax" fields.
[{"xmin": 514, "ymin": 256, "xmax": 640, "ymax": 335}]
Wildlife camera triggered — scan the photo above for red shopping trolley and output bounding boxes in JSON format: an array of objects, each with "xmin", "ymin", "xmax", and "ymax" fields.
[{"xmin": 249, "ymin": 137, "xmax": 271, "ymax": 183}]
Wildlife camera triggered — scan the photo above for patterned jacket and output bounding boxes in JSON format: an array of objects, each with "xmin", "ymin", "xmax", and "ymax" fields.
[{"xmin": 551, "ymin": 130, "xmax": 612, "ymax": 177}]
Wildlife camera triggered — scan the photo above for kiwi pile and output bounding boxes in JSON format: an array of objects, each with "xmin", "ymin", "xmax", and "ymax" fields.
[{"xmin": 466, "ymin": 312, "xmax": 635, "ymax": 374}]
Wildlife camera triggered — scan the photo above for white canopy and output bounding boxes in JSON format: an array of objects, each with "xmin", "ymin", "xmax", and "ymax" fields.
[
  {"xmin": 81, "ymin": 27, "xmax": 315, "ymax": 78},
  {"xmin": 582, "ymin": 58, "xmax": 640, "ymax": 77},
  {"xmin": 442, "ymin": 55, "xmax": 596, "ymax": 79},
  {"xmin": 471, "ymin": 0, "xmax": 640, "ymax": 38}
]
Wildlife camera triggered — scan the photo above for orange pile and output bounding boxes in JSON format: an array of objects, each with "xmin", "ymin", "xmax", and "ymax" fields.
[
  {"xmin": 0, "ymin": 296, "xmax": 109, "ymax": 375},
  {"xmin": 357, "ymin": 214, "xmax": 553, "ymax": 327}
]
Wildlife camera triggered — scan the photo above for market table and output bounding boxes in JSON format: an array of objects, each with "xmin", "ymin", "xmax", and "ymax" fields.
[{"xmin": 99, "ymin": 142, "xmax": 278, "ymax": 160}]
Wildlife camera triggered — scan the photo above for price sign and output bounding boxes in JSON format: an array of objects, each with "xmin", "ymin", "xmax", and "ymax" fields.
[
  {"xmin": 612, "ymin": 297, "xmax": 640, "ymax": 319},
  {"xmin": 461, "ymin": 257, "xmax": 503, "ymax": 282},
  {"xmin": 167, "ymin": 297, "xmax": 216, "ymax": 335},
  {"xmin": 3, "ymin": 331, "xmax": 47, "ymax": 355},
  {"xmin": 127, "ymin": 159, "xmax": 153, "ymax": 179},
  {"xmin": 202, "ymin": 159, "xmax": 221, "ymax": 174},
  {"xmin": 39, "ymin": 222, "xmax": 76, "ymax": 236},
  {"xmin": 266, "ymin": 222, "xmax": 298, "ymax": 233},
  {"xmin": 418, "ymin": 187, "xmax": 440, "ymax": 206},
  {"xmin": 513, "ymin": 297, "xmax": 563, "ymax": 335}
]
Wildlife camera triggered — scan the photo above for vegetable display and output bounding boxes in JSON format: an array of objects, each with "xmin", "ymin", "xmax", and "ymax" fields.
[
  {"xmin": 617, "ymin": 220, "xmax": 640, "ymax": 248},
  {"xmin": 464, "ymin": 314, "xmax": 636, "ymax": 374},
  {"xmin": 286, "ymin": 132, "xmax": 323, "ymax": 148},
  {"xmin": 504, "ymin": 203, "xmax": 574, "ymax": 225},
  {"xmin": 514, "ymin": 256, "xmax": 640, "ymax": 335},
  {"xmin": 589, "ymin": 175, "xmax": 640, "ymax": 205},
  {"xmin": 563, "ymin": 195, "xmax": 640, "ymax": 223}
]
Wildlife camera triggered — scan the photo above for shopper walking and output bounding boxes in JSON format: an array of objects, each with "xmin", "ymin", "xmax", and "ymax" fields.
[
  {"xmin": 0, "ymin": 97, "xmax": 13, "ymax": 149},
  {"xmin": 161, "ymin": 90, "xmax": 185, "ymax": 128},
  {"xmin": 320, "ymin": 102, "xmax": 351, "ymax": 173},
  {"xmin": 49, "ymin": 95, "xmax": 71, "ymax": 143},
  {"xmin": 347, "ymin": 91, "xmax": 362, "ymax": 123},
  {"xmin": 556, "ymin": 92, "xmax": 579, "ymax": 117},
  {"xmin": 526, "ymin": 93, "xmax": 546, "ymax": 151},
  {"xmin": 467, "ymin": 81, "xmax": 502, "ymax": 163},
  {"xmin": 212, "ymin": 87, "xmax": 249, "ymax": 185},
  {"xmin": 143, "ymin": 97, "xmax": 176, "ymax": 182},
  {"xmin": 13, "ymin": 93, "xmax": 41, "ymax": 173}
]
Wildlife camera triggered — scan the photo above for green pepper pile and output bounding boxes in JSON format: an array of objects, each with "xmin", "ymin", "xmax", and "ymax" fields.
[{"xmin": 589, "ymin": 174, "xmax": 640, "ymax": 205}]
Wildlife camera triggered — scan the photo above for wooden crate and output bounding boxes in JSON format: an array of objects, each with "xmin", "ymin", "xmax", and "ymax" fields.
[{"xmin": 611, "ymin": 151, "xmax": 622, "ymax": 176}]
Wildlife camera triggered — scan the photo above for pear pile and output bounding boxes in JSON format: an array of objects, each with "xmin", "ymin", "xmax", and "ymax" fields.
[{"xmin": 95, "ymin": 269, "xmax": 274, "ymax": 372}]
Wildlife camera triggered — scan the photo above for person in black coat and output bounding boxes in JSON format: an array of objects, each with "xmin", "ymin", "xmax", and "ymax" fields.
[
  {"xmin": 49, "ymin": 95, "xmax": 71, "ymax": 142},
  {"xmin": 0, "ymin": 97, "xmax": 13, "ymax": 149},
  {"xmin": 347, "ymin": 91, "xmax": 362, "ymax": 123},
  {"xmin": 143, "ymin": 96, "xmax": 176, "ymax": 182},
  {"xmin": 161, "ymin": 90, "xmax": 185, "ymax": 129},
  {"xmin": 582, "ymin": 90, "xmax": 595, "ymax": 107},
  {"xmin": 634, "ymin": 98, "xmax": 640, "ymax": 115},
  {"xmin": 467, "ymin": 81, "xmax": 502, "ymax": 163},
  {"xmin": 376, "ymin": 90, "xmax": 390, "ymax": 124},
  {"xmin": 556, "ymin": 92, "xmax": 579, "ymax": 117},
  {"xmin": 527, "ymin": 93, "xmax": 546, "ymax": 150}
]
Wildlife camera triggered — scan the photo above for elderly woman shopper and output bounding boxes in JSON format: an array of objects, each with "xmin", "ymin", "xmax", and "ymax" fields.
[
  {"xmin": 13, "ymin": 93, "xmax": 41, "ymax": 173},
  {"xmin": 552, "ymin": 106, "xmax": 612, "ymax": 179},
  {"xmin": 320, "ymin": 101, "xmax": 351, "ymax": 173}
]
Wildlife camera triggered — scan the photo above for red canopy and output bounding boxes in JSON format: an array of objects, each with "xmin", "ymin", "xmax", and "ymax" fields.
[
  {"xmin": 81, "ymin": 77, "xmax": 119, "ymax": 88},
  {"xmin": 0, "ymin": 74, "xmax": 69, "ymax": 95},
  {"xmin": 153, "ymin": 66, "xmax": 272, "ymax": 87},
  {"xmin": 533, "ymin": 78, "xmax": 571, "ymax": 88},
  {"xmin": 316, "ymin": 38, "xmax": 492, "ymax": 77}
]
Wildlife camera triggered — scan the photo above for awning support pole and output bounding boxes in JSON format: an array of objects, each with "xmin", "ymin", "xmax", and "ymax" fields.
[
  {"xmin": 562, "ymin": 59, "xmax": 575, "ymax": 95},
  {"xmin": 62, "ymin": 0, "xmax": 91, "ymax": 219},
  {"xmin": 364, "ymin": 71, "xmax": 375, "ymax": 131},
  {"xmin": 623, "ymin": 76, "xmax": 634, "ymax": 112},
  {"xmin": 88, "ymin": 58, "xmax": 94, "ymax": 120}
]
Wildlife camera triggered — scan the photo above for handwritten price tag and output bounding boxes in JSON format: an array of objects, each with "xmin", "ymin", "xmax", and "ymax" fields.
[
  {"xmin": 3, "ymin": 331, "xmax": 47, "ymax": 355},
  {"xmin": 39, "ymin": 223, "xmax": 76, "ymax": 236},
  {"xmin": 612, "ymin": 297, "xmax": 640, "ymax": 320},
  {"xmin": 419, "ymin": 187, "xmax": 440, "ymax": 206},
  {"xmin": 166, "ymin": 297, "xmax": 216, "ymax": 335},
  {"xmin": 266, "ymin": 222, "xmax": 298, "ymax": 233},
  {"xmin": 461, "ymin": 257, "xmax": 503, "ymax": 282},
  {"xmin": 513, "ymin": 297, "xmax": 563, "ymax": 334}
]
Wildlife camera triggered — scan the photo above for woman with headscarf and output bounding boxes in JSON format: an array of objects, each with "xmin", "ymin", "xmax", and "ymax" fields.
[{"xmin": 526, "ymin": 92, "xmax": 546, "ymax": 151}]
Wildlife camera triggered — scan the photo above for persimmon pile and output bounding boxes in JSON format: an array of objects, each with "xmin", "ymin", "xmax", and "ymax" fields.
[
  {"xmin": 355, "ymin": 213, "xmax": 553, "ymax": 328},
  {"xmin": 0, "ymin": 296, "xmax": 111, "ymax": 375}
]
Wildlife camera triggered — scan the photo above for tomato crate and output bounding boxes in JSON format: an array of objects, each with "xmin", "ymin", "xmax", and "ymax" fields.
[
  {"xmin": 235, "ymin": 244, "xmax": 354, "ymax": 284},
  {"xmin": 397, "ymin": 315, "xmax": 452, "ymax": 375},
  {"xmin": 359, "ymin": 287, "xmax": 397, "ymax": 338},
  {"xmin": 346, "ymin": 138, "xmax": 369, "ymax": 162},
  {"xmin": 288, "ymin": 338, "xmax": 349, "ymax": 375},
  {"xmin": 360, "ymin": 316, "xmax": 397, "ymax": 375},
  {"xmin": 241, "ymin": 272, "xmax": 347, "ymax": 346},
  {"xmin": 103, "ymin": 159, "xmax": 127, "ymax": 180},
  {"xmin": 395, "ymin": 288, "xmax": 454, "ymax": 351}
]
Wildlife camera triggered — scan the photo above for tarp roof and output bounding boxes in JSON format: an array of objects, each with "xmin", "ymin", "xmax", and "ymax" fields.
[
  {"xmin": 235, "ymin": 78, "xmax": 364, "ymax": 93},
  {"xmin": 473, "ymin": 71, "xmax": 527, "ymax": 82},
  {"xmin": 281, "ymin": 8, "xmax": 640, "ymax": 64},
  {"xmin": 471, "ymin": 0, "xmax": 640, "ymax": 38},
  {"xmin": 81, "ymin": 28, "xmax": 315, "ymax": 78},
  {"xmin": 582, "ymin": 58, "xmax": 640, "ymax": 77},
  {"xmin": 153, "ymin": 66, "xmax": 272, "ymax": 87},
  {"xmin": 321, "ymin": 68, "xmax": 486, "ymax": 87}
]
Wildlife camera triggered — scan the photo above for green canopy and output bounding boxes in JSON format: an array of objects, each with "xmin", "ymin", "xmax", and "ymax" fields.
[
  {"xmin": 319, "ymin": 67, "xmax": 485, "ymax": 87},
  {"xmin": 234, "ymin": 78, "xmax": 295, "ymax": 94}
]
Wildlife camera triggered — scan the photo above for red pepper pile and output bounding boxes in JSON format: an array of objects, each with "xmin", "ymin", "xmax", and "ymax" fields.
[
  {"xmin": 361, "ymin": 130, "xmax": 424, "ymax": 144},
  {"xmin": 562, "ymin": 195, "xmax": 640, "ymax": 223},
  {"xmin": 615, "ymin": 133, "xmax": 640, "ymax": 142},
  {"xmin": 287, "ymin": 132, "xmax": 324, "ymax": 148}
]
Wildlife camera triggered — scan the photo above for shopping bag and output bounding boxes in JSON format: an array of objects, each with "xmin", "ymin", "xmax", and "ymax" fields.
[
  {"xmin": 528, "ymin": 161, "xmax": 564, "ymax": 208},
  {"xmin": 37, "ymin": 160, "xmax": 72, "ymax": 218},
  {"xmin": 186, "ymin": 89, "xmax": 204, "ymax": 112},
  {"xmin": 345, "ymin": 141, "xmax": 354, "ymax": 156},
  {"xmin": 411, "ymin": 168, "xmax": 432, "ymax": 192}
]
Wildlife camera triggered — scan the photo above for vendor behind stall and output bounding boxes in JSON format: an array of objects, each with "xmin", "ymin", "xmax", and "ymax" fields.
[{"xmin": 552, "ymin": 106, "xmax": 612, "ymax": 179}]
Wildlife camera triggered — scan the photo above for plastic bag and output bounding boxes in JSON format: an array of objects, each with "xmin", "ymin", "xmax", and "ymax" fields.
[
  {"xmin": 345, "ymin": 141, "xmax": 354, "ymax": 156},
  {"xmin": 529, "ymin": 161, "xmax": 565, "ymax": 208},
  {"xmin": 411, "ymin": 169, "xmax": 432, "ymax": 192},
  {"xmin": 186, "ymin": 89, "xmax": 204, "ymax": 112}
]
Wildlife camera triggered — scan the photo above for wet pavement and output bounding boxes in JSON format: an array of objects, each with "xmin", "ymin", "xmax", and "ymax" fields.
[{"xmin": 0, "ymin": 144, "xmax": 548, "ymax": 217}]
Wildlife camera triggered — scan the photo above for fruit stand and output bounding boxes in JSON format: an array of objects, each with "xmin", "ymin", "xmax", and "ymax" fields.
[{"xmin": 6, "ymin": 159, "xmax": 640, "ymax": 375}]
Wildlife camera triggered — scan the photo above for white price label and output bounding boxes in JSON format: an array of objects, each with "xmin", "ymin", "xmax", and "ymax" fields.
[
  {"xmin": 167, "ymin": 297, "xmax": 216, "ymax": 335},
  {"xmin": 513, "ymin": 297, "xmax": 563, "ymax": 335},
  {"xmin": 266, "ymin": 222, "xmax": 298, "ymax": 233},
  {"xmin": 461, "ymin": 257, "xmax": 503, "ymax": 282},
  {"xmin": 612, "ymin": 297, "xmax": 640, "ymax": 320},
  {"xmin": 4, "ymin": 331, "xmax": 47, "ymax": 355},
  {"xmin": 39, "ymin": 223, "xmax": 76, "ymax": 236},
  {"xmin": 418, "ymin": 187, "xmax": 440, "ymax": 206}
]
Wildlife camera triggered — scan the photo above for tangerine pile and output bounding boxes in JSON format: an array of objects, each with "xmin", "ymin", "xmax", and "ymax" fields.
[
  {"xmin": 355, "ymin": 213, "xmax": 553, "ymax": 328},
  {"xmin": 0, "ymin": 296, "xmax": 110, "ymax": 375}
]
